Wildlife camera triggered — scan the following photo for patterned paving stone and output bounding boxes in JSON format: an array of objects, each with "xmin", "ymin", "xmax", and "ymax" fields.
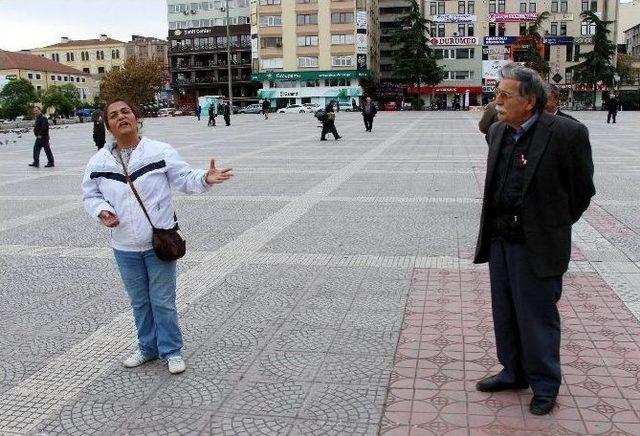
[
  {"xmin": 223, "ymin": 381, "xmax": 309, "ymax": 417},
  {"xmin": 206, "ymin": 414, "xmax": 293, "ymax": 436},
  {"xmin": 114, "ymin": 406, "xmax": 211, "ymax": 435},
  {"xmin": 301, "ymin": 384, "xmax": 386, "ymax": 423}
]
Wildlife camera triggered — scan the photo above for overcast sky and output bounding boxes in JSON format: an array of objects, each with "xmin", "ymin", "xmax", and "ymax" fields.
[{"xmin": 0, "ymin": 0, "xmax": 168, "ymax": 51}]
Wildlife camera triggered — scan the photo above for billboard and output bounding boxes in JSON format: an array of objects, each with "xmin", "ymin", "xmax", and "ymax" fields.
[
  {"xmin": 543, "ymin": 36, "xmax": 574, "ymax": 45},
  {"xmin": 488, "ymin": 13, "xmax": 538, "ymax": 22},
  {"xmin": 482, "ymin": 60, "xmax": 512, "ymax": 80},
  {"xmin": 484, "ymin": 36, "xmax": 518, "ymax": 45},
  {"xmin": 429, "ymin": 36, "xmax": 479, "ymax": 46}
]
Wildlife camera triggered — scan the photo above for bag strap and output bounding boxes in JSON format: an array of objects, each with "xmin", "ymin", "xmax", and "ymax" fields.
[{"xmin": 116, "ymin": 148, "xmax": 156, "ymax": 229}]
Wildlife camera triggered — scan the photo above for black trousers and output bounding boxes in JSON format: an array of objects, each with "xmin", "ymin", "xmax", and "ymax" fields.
[
  {"xmin": 224, "ymin": 115, "xmax": 230, "ymax": 126},
  {"xmin": 363, "ymin": 115, "xmax": 374, "ymax": 131},
  {"xmin": 321, "ymin": 122, "xmax": 339, "ymax": 140},
  {"xmin": 208, "ymin": 115, "xmax": 216, "ymax": 126},
  {"xmin": 33, "ymin": 139, "xmax": 54, "ymax": 166},
  {"xmin": 607, "ymin": 111, "xmax": 617, "ymax": 123},
  {"xmin": 488, "ymin": 239, "xmax": 562, "ymax": 398}
]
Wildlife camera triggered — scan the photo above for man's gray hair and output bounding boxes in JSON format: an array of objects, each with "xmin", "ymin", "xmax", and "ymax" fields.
[
  {"xmin": 498, "ymin": 63, "xmax": 547, "ymax": 112},
  {"xmin": 543, "ymin": 83, "xmax": 561, "ymax": 98}
]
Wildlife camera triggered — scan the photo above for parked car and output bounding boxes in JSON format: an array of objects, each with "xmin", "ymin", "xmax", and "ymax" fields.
[
  {"xmin": 303, "ymin": 103, "xmax": 323, "ymax": 113},
  {"xmin": 384, "ymin": 102, "xmax": 399, "ymax": 111},
  {"xmin": 277, "ymin": 104, "xmax": 310, "ymax": 114},
  {"xmin": 337, "ymin": 102, "xmax": 353, "ymax": 112},
  {"xmin": 76, "ymin": 108, "xmax": 95, "ymax": 118},
  {"xmin": 157, "ymin": 108, "xmax": 176, "ymax": 117},
  {"xmin": 239, "ymin": 104, "xmax": 263, "ymax": 114}
]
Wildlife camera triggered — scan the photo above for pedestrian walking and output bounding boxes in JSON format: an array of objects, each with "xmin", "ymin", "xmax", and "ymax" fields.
[
  {"xmin": 473, "ymin": 64, "xmax": 595, "ymax": 416},
  {"xmin": 320, "ymin": 102, "xmax": 341, "ymax": 141},
  {"xmin": 223, "ymin": 101, "xmax": 231, "ymax": 126},
  {"xmin": 262, "ymin": 99, "xmax": 270, "ymax": 120},
  {"xmin": 361, "ymin": 96, "xmax": 377, "ymax": 132},
  {"xmin": 195, "ymin": 104, "xmax": 202, "ymax": 121},
  {"xmin": 543, "ymin": 83, "xmax": 579, "ymax": 122},
  {"xmin": 606, "ymin": 94, "xmax": 619, "ymax": 124},
  {"xmin": 207, "ymin": 104, "xmax": 216, "ymax": 127},
  {"xmin": 81, "ymin": 98, "xmax": 233, "ymax": 374},
  {"xmin": 29, "ymin": 105, "xmax": 54, "ymax": 168},
  {"xmin": 351, "ymin": 98, "xmax": 358, "ymax": 112},
  {"xmin": 92, "ymin": 109, "xmax": 106, "ymax": 150}
]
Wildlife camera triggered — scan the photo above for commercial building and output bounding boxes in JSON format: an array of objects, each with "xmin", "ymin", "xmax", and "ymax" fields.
[
  {"xmin": 398, "ymin": 0, "xmax": 619, "ymax": 109},
  {"xmin": 125, "ymin": 35, "xmax": 169, "ymax": 64},
  {"xmin": 626, "ymin": 22, "xmax": 640, "ymax": 57},
  {"xmin": 251, "ymin": 0, "xmax": 380, "ymax": 108},
  {"xmin": 0, "ymin": 49, "xmax": 95, "ymax": 102},
  {"xmin": 167, "ymin": 0, "xmax": 258, "ymax": 105}
]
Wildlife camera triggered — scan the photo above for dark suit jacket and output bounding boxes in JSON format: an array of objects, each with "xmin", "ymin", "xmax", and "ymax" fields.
[
  {"xmin": 474, "ymin": 111, "xmax": 595, "ymax": 278},
  {"xmin": 33, "ymin": 114, "xmax": 49, "ymax": 140},
  {"xmin": 556, "ymin": 110, "xmax": 579, "ymax": 123}
]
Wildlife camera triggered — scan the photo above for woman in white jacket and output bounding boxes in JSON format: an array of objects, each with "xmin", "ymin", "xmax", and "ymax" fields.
[{"xmin": 82, "ymin": 99, "xmax": 232, "ymax": 374}]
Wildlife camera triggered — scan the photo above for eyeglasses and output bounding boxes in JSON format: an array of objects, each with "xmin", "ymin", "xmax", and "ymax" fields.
[{"xmin": 495, "ymin": 89, "xmax": 516, "ymax": 99}]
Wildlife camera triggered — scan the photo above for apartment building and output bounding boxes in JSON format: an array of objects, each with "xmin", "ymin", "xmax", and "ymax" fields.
[
  {"xmin": 251, "ymin": 0, "xmax": 380, "ymax": 108},
  {"xmin": 379, "ymin": 0, "xmax": 414, "ymax": 82},
  {"xmin": 411, "ymin": 0, "xmax": 618, "ymax": 108},
  {"xmin": 167, "ymin": 0, "xmax": 258, "ymax": 103},
  {"xmin": 0, "ymin": 49, "xmax": 95, "ymax": 102}
]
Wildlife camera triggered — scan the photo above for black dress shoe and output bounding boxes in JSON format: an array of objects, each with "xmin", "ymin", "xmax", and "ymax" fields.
[
  {"xmin": 44, "ymin": 163, "xmax": 55, "ymax": 168},
  {"xmin": 320, "ymin": 138, "xmax": 327, "ymax": 141},
  {"xmin": 529, "ymin": 396, "xmax": 556, "ymax": 415},
  {"xmin": 28, "ymin": 163, "xmax": 39, "ymax": 168},
  {"xmin": 476, "ymin": 375, "xmax": 529, "ymax": 392}
]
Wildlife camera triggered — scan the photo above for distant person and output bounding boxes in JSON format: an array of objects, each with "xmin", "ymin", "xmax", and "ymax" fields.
[
  {"xmin": 361, "ymin": 96, "xmax": 377, "ymax": 132},
  {"xmin": 223, "ymin": 101, "xmax": 231, "ymax": 126},
  {"xmin": 606, "ymin": 94, "xmax": 619, "ymax": 124},
  {"xmin": 81, "ymin": 98, "xmax": 233, "ymax": 375},
  {"xmin": 320, "ymin": 102, "xmax": 341, "ymax": 141},
  {"xmin": 352, "ymin": 98, "xmax": 358, "ymax": 112},
  {"xmin": 544, "ymin": 83, "xmax": 578, "ymax": 122},
  {"xmin": 207, "ymin": 104, "xmax": 216, "ymax": 127},
  {"xmin": 262, "ymin": 99, "xmax": 270, "ymax": 120},
  {"xmin": 478, "ymin": 100, "xmax": 500, "ymax": 137},
  {"xmin": 29, "ymin": 105, "xmax": 54, "ymax": 168},
  {"xmin": 92, "ymin": 110, "xmax": 106, "ymax": 149},
  {"xmin": 195, "ymin": 104, "xmax": 202, "ymax": 121}
]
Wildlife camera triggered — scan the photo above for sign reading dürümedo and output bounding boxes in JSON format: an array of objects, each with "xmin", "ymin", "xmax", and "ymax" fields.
[{"xmin": 429, "ymin": 37, "xmax": 479, "ymax": 46}]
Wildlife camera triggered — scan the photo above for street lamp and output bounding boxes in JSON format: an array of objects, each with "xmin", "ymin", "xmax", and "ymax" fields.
[{"xmin": 221, "ymin": 0, "xmax": 233, "ymax": 107}]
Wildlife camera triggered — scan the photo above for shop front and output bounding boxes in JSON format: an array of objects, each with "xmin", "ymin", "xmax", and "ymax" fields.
[
  {"xmin": 252, "ymin": 70, "xmax": 370, "ymax": 109},
  {"xmin": 404, "ymin": 85, "xmax": 483, "ymax": 109}
]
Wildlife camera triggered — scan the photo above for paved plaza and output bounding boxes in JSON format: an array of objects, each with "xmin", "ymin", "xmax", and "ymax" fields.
[{"xmin": 0, "ymin": 109, "xmax": 639, "ymax": 435}]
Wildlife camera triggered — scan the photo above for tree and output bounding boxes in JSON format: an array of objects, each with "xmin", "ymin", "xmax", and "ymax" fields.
[
  {"xmin": 570, "ymin": 10, "xmax": 616, "ymax": 109},
  {"xmin": 514, "ymin": 12, "xmax": 550, "ymax": 77},
  {"xmin": 99, "ymin": 57, "xmax": 165, "ymax": 107},
  {"xmin": 41, "ymin": 84, "xmax": 81, "ymax": 116},
  {"xmin": 615, "ymin": 53, "xmax": 639, "ymax": 87},
  {"xmin": 391, "ymin": 0, "xmax": 445, "ymax": 109},
  {"xmin": 0, "ymin": 78, "xmax": 37, "ymax": 119}
]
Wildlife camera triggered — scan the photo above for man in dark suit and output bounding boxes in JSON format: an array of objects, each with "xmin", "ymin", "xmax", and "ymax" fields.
[
  {"xmin": 606, "ymin": 94, "xmax": 619, "ymax": 123},
  {"xmin": 29, "ymin": 105, "xmax": 54, "ymax": 168},
  {"xmin": 544, "ymin": 83, "xmax": 579, "ymax": 122},
  {"xmin": 361, "ymin": 96, "xmax": 377, "ymax": 132},
  {"xmin": 474, "ymin": 64, "xmax": 595, "ymax": 416}
]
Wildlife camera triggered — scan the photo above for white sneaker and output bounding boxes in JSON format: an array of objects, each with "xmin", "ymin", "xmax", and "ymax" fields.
[
  {"xmin": 122, "ymin": 350, "xmax": 155, "ymax": 368},
  {"xmin": 167, "ymin": 356, "xmax": 186, "ymax": 374}
]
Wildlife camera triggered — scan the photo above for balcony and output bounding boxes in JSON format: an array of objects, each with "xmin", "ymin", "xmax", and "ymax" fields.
[
  {"xmin": 169, "ymin": 41, "xmax": 251, "ymax": 55},
  {"xmin": 171, "ymin": 58, "xmax": 252, "ymax": 71}
]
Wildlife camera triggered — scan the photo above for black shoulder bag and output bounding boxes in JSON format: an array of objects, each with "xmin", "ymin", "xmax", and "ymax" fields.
[{"xmin": 117, "ymin": 150, "xmax": 186, "ymax": 261}]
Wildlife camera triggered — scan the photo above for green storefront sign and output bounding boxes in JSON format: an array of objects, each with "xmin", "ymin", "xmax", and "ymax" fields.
[{"xmin": 252, "ymin": 70, "xmax": 372, "ymax": 82}]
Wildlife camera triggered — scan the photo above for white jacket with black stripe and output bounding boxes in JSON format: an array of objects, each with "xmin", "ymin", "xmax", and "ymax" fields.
[{"xmin": 82, "ymin": 137, "xmax": 211, "ymax": 252}]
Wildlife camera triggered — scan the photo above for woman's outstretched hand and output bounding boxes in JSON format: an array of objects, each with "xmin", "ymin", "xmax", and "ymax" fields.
[{"xmin": 205, "ymin": 158, "xmax": 233, "ymax": 185}]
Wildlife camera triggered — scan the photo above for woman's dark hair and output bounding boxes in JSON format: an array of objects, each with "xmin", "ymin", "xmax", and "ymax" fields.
[{"xmin": 103, "ymin": 98, "xmax": 142, "ymax": 131}]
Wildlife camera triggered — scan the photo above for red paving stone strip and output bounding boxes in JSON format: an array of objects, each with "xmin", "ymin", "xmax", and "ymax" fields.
[{"xmin": 380, "ymin": 268, "xmax": 640, "ymax": 435}]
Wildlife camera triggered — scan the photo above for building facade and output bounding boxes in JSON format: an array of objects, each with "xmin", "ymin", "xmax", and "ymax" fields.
[
  {"xmin": 167, "ymin": 0, "xmax": 258, "ymax": 104},
  {"xmin": 392, "ymin": 0, "xmax": 618, "ymax": 108},
  {"xmin": 379, "ymin": 0, "xmax": 415, "ymax": 82},
  {"xmin": 30, "ymin": 35, "xmax": 126, "ymax": 76},
  {"xmin": 0, "ymin": 49, "xmax": 95, "ymax": 102},
  {"xmin": 125, "ymin": 35, "xmax": 169, "ymax": 64},
  {"xmin": 626, "ymin": 23, "xmax": 640, "ymax": 57},
  {"xmin": 251, "ymin": 0, "xmax": 380, "ymax": 108}
]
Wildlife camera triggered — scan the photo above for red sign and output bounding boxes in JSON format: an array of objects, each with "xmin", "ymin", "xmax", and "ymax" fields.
[{"xmin": 404, "ymin": 85, "xmax": 483, "ymax": 95}]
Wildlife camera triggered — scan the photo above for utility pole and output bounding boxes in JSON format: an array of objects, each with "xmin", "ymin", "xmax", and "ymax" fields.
[{"xmin": 224, "ymin": 0, "xmax": 233, "ymax": 107}]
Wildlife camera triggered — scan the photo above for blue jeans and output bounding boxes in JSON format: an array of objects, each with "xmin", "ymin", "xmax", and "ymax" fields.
[{"xmin": 113, "ymin": 249, "xmax": 182, "ymax": 361}]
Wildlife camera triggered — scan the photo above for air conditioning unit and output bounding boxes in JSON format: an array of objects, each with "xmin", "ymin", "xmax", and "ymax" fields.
[
  {"xmin": 183, "ymin": 10, "xmax": 189, "ymax": 15},
  {"xmin": 191, "ymin": 9, "xmax": 196, "ymax": 14}
]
